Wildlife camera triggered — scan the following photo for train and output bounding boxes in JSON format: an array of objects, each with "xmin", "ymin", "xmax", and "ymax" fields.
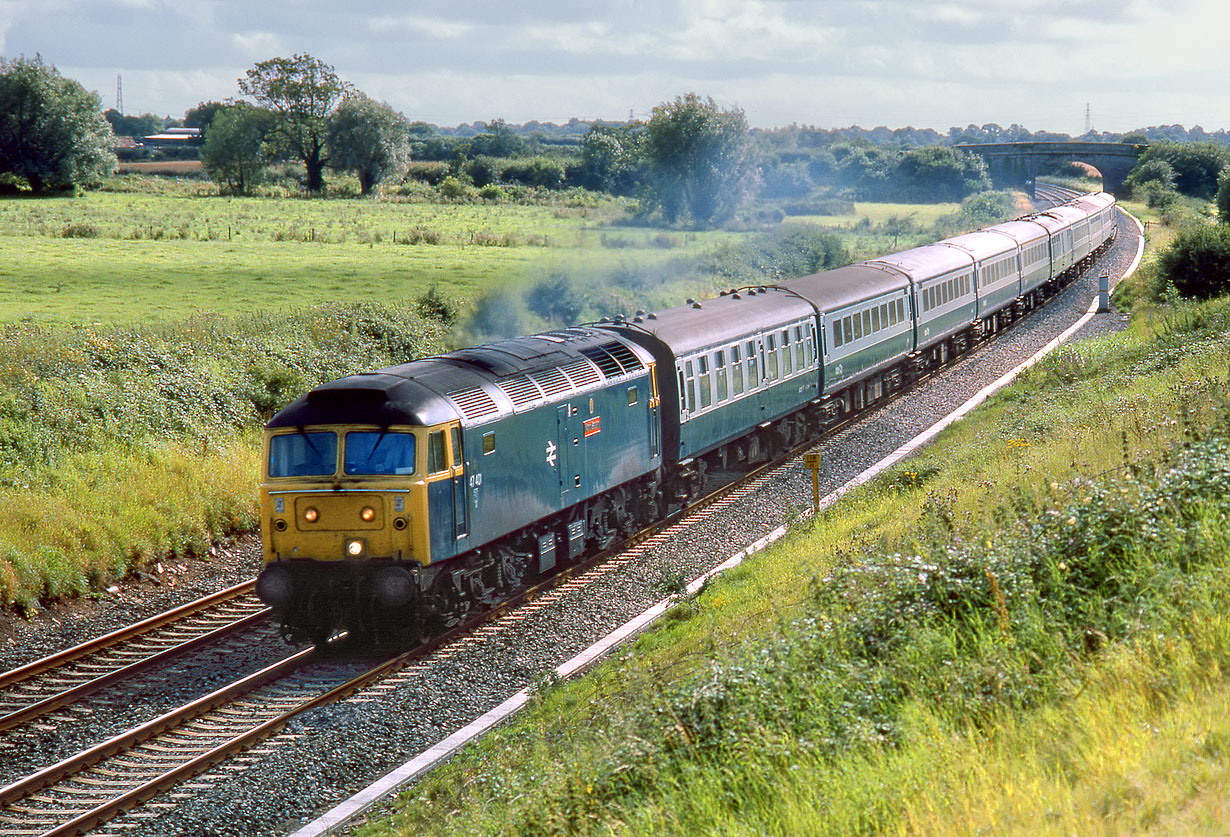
[{"xmin": 255, "ymin": 191, "xmax": 1118, "ymax": 643}]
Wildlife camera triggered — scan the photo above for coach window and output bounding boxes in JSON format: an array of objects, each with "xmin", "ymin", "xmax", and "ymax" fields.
[
  {"xmin": 428, "ymin": 430, "xmax": 448, "ymax": 474},
  {"xmin": 746, "ymin": 341, "xmax": 759, "ymax": 389},
  {"xmin": 698, "ymin": 355, "xmax": 712, "ymax": 409},
  {"xmin": 781, "ymin": 331, "xmax": 792, "ymax": 376},
  {"xmin": 715, "ymin": 350, "xmax": 728, "ymax": 402},
  {"xmin": 795, "ymin": 326, "xmax": 806, "ymax": 367},
  {"xmin": 871, "ymin": 306, "xmax": 881, "ymax": 333},
  {"xmin": 685, "ymin": 360, "xmax": 697, "ymax": 412},
  {"xmin": 732, "ymin": 345, "xmax": 744, "ymax": 394},
  {"xmin": 852, "ymin": 312, "xmax": 863, "ymax": 341},
  {"xmin": 766, "ymin": 334, "xmax": 779, "ymax": 380}
]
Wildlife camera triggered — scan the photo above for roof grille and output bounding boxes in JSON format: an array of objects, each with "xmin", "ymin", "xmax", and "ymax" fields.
[
  {"xmin": 579, "ymin": 346, "xmax": 623, "ymax": 378},
  {"xmin": 497, "ymin": 376, "xmax": 543, "ymax": 408},
  {"xmin": 560, "ymin": 359, "xmax": 601, "ymax": 388},
  {"xmin": 530, "ymin": 367, "xmax": 571, "ymax": 396},
  {"xmin": 447, "ymin": 386, "xmax": 499, "ymax": 421},
  {"xmin": 603, "ymin": 341, "xmax": 644, "ymax": 373},
  {"xmin": 538, "ymin": 328, "xmax": 593, "ymax": 343}
]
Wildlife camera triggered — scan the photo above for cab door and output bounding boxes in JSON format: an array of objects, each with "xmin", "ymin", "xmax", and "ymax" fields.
[{"xmin": 448, "ymin": 424, "xmax": 468, "ymax": 540}]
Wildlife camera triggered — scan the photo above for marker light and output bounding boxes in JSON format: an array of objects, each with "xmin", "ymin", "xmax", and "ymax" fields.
[
  {"xmin": 303, "ymin": 507, "xmax": 319, "ymax": 523},
  {"xmin": 346, "ymin": 539, "xmax": 364, "ymax": 557},
  {"xmin": 360, "ymin": 506, "xmax": 376, "ymax": 522}
]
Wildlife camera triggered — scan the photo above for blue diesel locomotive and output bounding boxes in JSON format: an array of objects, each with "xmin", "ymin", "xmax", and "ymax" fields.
[{"xmin": 256, "ymin": 192, "xmax": 1117, "ymax": 641}]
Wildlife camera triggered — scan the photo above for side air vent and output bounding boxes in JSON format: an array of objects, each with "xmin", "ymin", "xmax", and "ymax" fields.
[
  {"xmin": 560, "ymin": 359, "xmax": 601, "ymax": 388},
  {"xmin": 603, "ymin": 341, "xmax": 644, "ymax": 373},
  {"xmin": 497, "ymin": 375, "xmax": 543, "ymax": 408},
  {"xmin": 579, "ymin": 346, "xmax": 623, "ymax": 378},
  {"xmin": 447, "ymin": 386, "xmax": 499, "ymax": 421},
  {"xmin": 530, "ymin": 367, "xmax": 571, "ymax": 396}
]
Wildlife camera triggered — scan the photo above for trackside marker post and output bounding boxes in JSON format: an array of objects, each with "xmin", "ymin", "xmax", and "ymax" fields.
[{"xmin": 803, "ymin": 451, "xmax": 822, "ymax": 515}]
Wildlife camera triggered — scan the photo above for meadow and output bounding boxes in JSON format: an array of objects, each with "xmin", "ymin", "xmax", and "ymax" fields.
[{"xmin": 362, "ymin": 201, "xmax": 1230, "ymax": 834}]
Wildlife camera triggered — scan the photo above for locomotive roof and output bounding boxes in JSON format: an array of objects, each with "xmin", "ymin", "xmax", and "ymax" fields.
[
  {"xmin": 777, "ymin": 262, "xmax": 909, "ymax": 312},
  {"xmin": 267, "ymin": 327, "xmax": 652, "ymax": 430},
  {"xmin": 602, "ymin": 289, "xmax": 816, "ymax": 356}
]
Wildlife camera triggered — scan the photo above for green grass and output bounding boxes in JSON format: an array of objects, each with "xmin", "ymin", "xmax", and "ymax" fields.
[
  {"xmin": 784, "ymin": 200, "xmax": 961, "ymax": 228},
  {"xmin": 359, "ymin": 216, "xmax": 1230, "ymax": 835},
  {"xmin": 0, "ymin": 188, "xmax": 744, "ymax": 326}
]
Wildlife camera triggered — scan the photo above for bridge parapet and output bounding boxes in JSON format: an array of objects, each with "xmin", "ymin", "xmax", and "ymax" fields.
[{"xmin": 956, "ymin": 141, "xmax": 1145, "ymax": 196}]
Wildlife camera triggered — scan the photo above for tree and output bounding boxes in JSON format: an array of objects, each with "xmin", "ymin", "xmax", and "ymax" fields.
[
  {"xmin": 640, "ymin": 93, "xmax": 756, "ymax": 226},
  {"xmin": 103, "ymin": 109, "xmax": 163, "ymax": 139},
  {"xmin": 1133, "ymin": 141, "xmax": 1230, "ymax": 199},
  {"xmin": 327, "ymin": 93, "xmax": 411, "ymax": 196},
  {"xmin": 184, "ymin": 101, "xmax": 230, "ymax": 137},
  {"xmin": 1154, "ymin": 225, "xmax": 1230, "ymax": 299},
  {"xmin": 238, "ymin": 54, "xmax": 351, "ymax": 193},
  {"xmin": 0, "ymin": 56, "xmax": 116, "ymax": 193},
  {"xmin": 1217, "ymin": 170, "xmax": 1230, "ymax": 225},
  {"xmin": 200, "ymin": 105, "xmax": 270, "ymax": 195},
  {"xmin": 576, "ymin": 124, "xmax": 642, "ymax": 194}
]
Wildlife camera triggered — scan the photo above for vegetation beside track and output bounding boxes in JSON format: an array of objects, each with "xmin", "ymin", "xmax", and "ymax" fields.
[
  {"xmin": 0, "ymin": 176, "xmax": 1025, "ymax": 611},
  {"xmin": 363, "ymin": 203, "xmax": 1230, "ymax": 835}
]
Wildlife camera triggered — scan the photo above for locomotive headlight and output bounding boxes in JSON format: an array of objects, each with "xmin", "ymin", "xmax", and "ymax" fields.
[
  {"xmin": 303, "ymin": 507, "xmax": 319, "ymax": 523},
  {"xmin": 346, "ymin": 539, "xmax": 365, "ymax": 557},
  {"xmin": 360, "ymin": 506, "xmax": 376, "ymax": 522}
]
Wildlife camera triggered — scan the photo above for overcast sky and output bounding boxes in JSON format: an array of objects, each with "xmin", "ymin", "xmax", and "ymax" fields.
[{"xmin": 1, "ymin": 0, "xmax": 1223, "ymax": 134}]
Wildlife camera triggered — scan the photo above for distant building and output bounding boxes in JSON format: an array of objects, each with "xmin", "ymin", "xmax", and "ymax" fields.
[{"xmin": 141, "ymin": 127, "xmax": 202, "ymax": 148}]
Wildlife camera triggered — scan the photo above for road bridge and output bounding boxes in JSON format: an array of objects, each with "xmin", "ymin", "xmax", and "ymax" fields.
[{"xmin": 956, "ymin": 141, "xmax": 1145, "ymax": 196}]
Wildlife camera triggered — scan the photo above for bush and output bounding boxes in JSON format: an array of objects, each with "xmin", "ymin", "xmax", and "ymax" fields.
[
  {"xmin": 405, "ymin": 161, "xmax": 450, "ymax": 186},
  {"xmin": 1218, "ymin": 170, "xmax": 1230, "ymax": 225},
  {"xmin": 477, "ymin": 183, "xmax": 504, "ymax": 201},
  {"xmin": 1153, "ymin": 225, "xmax": 1230, "ymax": 300},
  {"xmin": 61, "ymin": 223, "xmax": 100, "ymax": 238},
  {"xmin": 501, "ymin": 158, "xmax": 566, "ymax": 190},
  {"xmin": 437, "ymin": 176, "xmax": 470, "ymax": 199}
]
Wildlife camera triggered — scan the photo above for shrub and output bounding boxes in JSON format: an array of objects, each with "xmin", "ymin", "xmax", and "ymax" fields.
[
  {"xmin": 61, "ymin": 222, "xmax": 100, "ymax": 238},
  {"xmin": 1153, "ymin": 225, "xmax": 1230, "ymax": 300},
  {"xmin": 437, "ymin": 176, "xmax": 470, "ymax": 199},
  {"xmin": 501, "ymin": 158, "xmax": 566, "ymax": 190},
  {"xmin": 477, "ymin": 183, "xmax": 504, "ymax": 201}
]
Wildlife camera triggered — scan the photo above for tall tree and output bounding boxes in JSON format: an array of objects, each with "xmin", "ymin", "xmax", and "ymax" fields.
[
  {"xmin": 238, "ymin": 54, "xmax": 350, "ymax": 193},
  {"xmin": 327, "ymin": 93, "xmax": 410, "ymax": 196},
  {"xmin": 640, "ymin": 93, "xmax": 756, "ymax": 226},
  {"xmin": 200, "ymin": 105, "xmax": 271, "ymax": 195},
  {"xmin": 0, "ymin": 56, "xmax": 116, "ymax": 193}
]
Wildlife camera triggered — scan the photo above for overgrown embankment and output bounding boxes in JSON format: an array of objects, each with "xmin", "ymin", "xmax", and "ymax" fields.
[
  {"xmin": 0, "ymin": 306, "xmax": 444, "ymax": 608},
  {"xmin": 365, "ymin": 224, "xmax": 1230, "ymax": 834}
]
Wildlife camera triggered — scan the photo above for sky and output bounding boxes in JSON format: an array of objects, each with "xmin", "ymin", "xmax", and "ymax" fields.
[{"xmin": 0, "ymin": 0, "xmax": 1225, "ymax": 134}]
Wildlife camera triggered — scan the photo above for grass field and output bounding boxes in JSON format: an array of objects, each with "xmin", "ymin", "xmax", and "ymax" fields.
[{"xmin": 0, "ymin": 187, "xmax": 743, "ymax": 325}]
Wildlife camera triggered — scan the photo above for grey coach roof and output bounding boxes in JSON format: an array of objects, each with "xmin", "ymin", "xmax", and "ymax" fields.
[{"xmin": 778, "ymin": 262, "xmax": 909, "ymax": 312}]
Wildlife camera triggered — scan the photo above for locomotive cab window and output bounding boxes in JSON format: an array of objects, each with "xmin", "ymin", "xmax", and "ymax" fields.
[
  {"xmin": 427, "ymin": 430, "xmax": 448, "ymax": 474},
  {"xmin": 268, "ymin": 431, "xmax": 337, "ymax": 478},
  {"xmin": 450, "ymin": 426, "xmax": 462, "ymax": 468},
  {"xmin": 343, "ymin": 431, "xmax": 416, "ymax": 476}
]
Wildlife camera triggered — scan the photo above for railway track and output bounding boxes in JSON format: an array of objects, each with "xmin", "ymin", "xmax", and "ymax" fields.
[
  {"xmin": 0, "ymin": 184, "xmax": 1101, "ymax": 836},
  {"xmin": 0, "ymin": 413, "xmax": 883, "ymax": 837},
  {"xmin": 0, "ymin": 581, "xmax": 267, "ymax": 735}
]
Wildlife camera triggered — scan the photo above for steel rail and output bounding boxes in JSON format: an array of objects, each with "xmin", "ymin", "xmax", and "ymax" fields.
[{"xmin": 0, "ymin": 579, "xmax": 257, "ymax": 692}]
